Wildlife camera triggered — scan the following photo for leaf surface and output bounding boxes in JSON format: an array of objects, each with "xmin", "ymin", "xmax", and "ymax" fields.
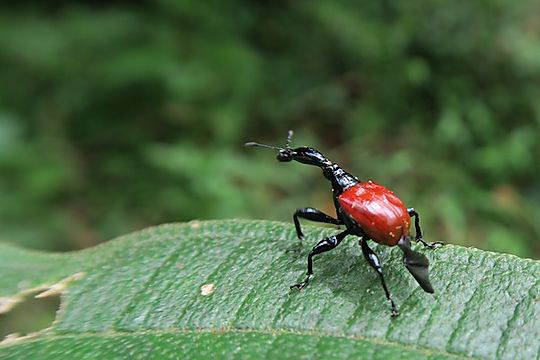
[{"xmin": 0, "ymin": 220, "xmax": 538, "ymax": 359}]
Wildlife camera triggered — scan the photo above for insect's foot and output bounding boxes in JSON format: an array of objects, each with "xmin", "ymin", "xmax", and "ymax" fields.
[
  {"xmin": 389, "ymin": 299, "xmax": 399, "ymax": 317},
  {"xmin": 417, "ymin": 239, "xmax": 445, "ymax": 249},
  {"xmin": 290, "ymin": 283, "xmax": 304, "ymax": 290},
  {"xmin": 290, "ymin": 275, "xmax": 312, "ymax": 291}
]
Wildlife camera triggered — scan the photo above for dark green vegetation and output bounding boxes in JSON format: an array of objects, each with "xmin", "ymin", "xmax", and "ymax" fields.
[
  {"xmin": 0, "ymin": 1, "xmax": 539, "ymax": 258},
  {"xmin": 0, "ymin": 221, "xmax": 539, "ymax": 359}
]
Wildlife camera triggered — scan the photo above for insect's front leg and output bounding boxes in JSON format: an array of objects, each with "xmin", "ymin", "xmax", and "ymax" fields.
[
  {"xmin": 293, "ymin": 207, "xmax": 342, "ymax": 241},
  {"xmin": 290, "ymin": 229, "xmax": 349, "ymax": 290}
]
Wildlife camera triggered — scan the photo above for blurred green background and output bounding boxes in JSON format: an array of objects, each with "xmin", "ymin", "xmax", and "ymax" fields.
[{"xmin": 0, "ymin": 0, "xmax": 539, "ymax": 261}]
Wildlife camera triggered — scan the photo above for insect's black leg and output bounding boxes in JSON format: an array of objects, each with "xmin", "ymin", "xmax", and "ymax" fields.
[
  {"xmin": 360, "ymin": 239, "xmax": 399, "ymax": 317},
  {"xmin": 407, "ymin": 208, "xmax": 444, "ymax": 249},
  {"xmin": 290, "ymin": 229, "xmax": 349, "ymax": 290},
  {"xmin": 293, "ymin": 207, "xmax": 342, "ymax": 241}
]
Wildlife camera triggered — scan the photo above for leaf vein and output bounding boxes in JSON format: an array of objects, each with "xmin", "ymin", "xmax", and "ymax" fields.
[
  {"xmin": 445, "ymin": 254, "xmax": 497, "ymax": 353},
  {"xmin": 495, "ymin": 278, "xmax": 539, "ymax": 358}
]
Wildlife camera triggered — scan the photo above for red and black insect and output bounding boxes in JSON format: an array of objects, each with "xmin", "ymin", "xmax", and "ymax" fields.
[{"xmin": 246, "ymin": 131, "xmax": 443, "ymax": 316}]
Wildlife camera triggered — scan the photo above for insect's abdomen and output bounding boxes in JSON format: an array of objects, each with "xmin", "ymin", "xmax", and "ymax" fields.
[{"xmin": 338, "ymin": 181, "xmax": 411, "ymax": 246}]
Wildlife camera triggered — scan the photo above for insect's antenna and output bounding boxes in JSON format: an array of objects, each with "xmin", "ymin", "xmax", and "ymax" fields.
[
  {"xmin": 244, "ymin": 142, "xmax": 284, "ymax": 151},
  {"xmin": 286, "ymin": 130, "xmax": 294, "ymax": 149}
]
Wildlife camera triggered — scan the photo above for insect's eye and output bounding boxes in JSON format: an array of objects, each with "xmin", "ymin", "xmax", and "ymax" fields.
[{"xmin": 277, "ymin": 150, "xmax": 292, "ymax": 162}]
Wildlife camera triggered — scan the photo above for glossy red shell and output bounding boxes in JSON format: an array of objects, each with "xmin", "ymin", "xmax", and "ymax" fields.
[{"xmin": 338, "ymin": 181, "xmax": 411, "ymax": 246}]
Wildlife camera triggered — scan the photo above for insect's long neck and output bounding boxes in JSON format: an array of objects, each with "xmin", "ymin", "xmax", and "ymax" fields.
[
  {"xmin": 288, "ymin": 146, "xmax": 358, "ymax": 195},
  {"xmin": 323, "ymin": 163, "xmax": 359, "ymax": 196}
]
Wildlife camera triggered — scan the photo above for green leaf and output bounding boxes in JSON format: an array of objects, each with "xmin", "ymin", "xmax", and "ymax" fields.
[{"xmin": 0, "ymin": 220, "xmax": 538, "ymax": 359}]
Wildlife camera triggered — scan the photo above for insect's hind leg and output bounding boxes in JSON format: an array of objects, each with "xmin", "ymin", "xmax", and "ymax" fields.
[
  {"xmin": 290, "ymin": 229, "xmax": 349, "ymax": 291},
  {"xmin": 407, "ymin": 208, "xmax": 444, "ymax": 249},
  {"xmin": 293, "ymin": 207, "xmax": 342, "ymax": 241},
  {"xmin": 360, "ymin": 238, "xmax": 399, "ymax": 317}
]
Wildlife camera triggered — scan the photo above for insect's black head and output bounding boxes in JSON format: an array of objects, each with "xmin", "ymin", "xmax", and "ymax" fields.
[
  {"xmin": 276, "ymin": 149, "xmax": 293, "ymax": 162},
  {"xmin": 246, "ymin": 130, "xmax": 358, "ymax": 195},
  {"xmin": 245, "ymin": 131, "xmax": 332, "ymax": 168},
  {"xmin": 245, "ymin": 130, "xmax": 295, "ymax": 162},
  {"xmin": 245, "ymin": 130, "xmax": 332, "ymax": 169}
]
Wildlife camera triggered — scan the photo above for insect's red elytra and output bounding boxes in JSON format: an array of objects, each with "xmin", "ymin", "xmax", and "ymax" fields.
[{"xmin": 338, "ymin": 181, "xmax": 411, "ymax": 246}]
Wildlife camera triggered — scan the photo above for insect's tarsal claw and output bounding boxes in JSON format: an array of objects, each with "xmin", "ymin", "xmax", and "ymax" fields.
[
  {"xmin": 290, "ymin": 274, "xmax": 312, "ymax": 291},
  {"xmin": 418, "ymin": 238, "xmax": 445, "ymax": 249}
]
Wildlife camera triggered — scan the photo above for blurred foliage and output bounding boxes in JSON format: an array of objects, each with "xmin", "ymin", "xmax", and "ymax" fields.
[{"xmin": 0, "ymin": 0, "xmax": 539, "ymax": 257}]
